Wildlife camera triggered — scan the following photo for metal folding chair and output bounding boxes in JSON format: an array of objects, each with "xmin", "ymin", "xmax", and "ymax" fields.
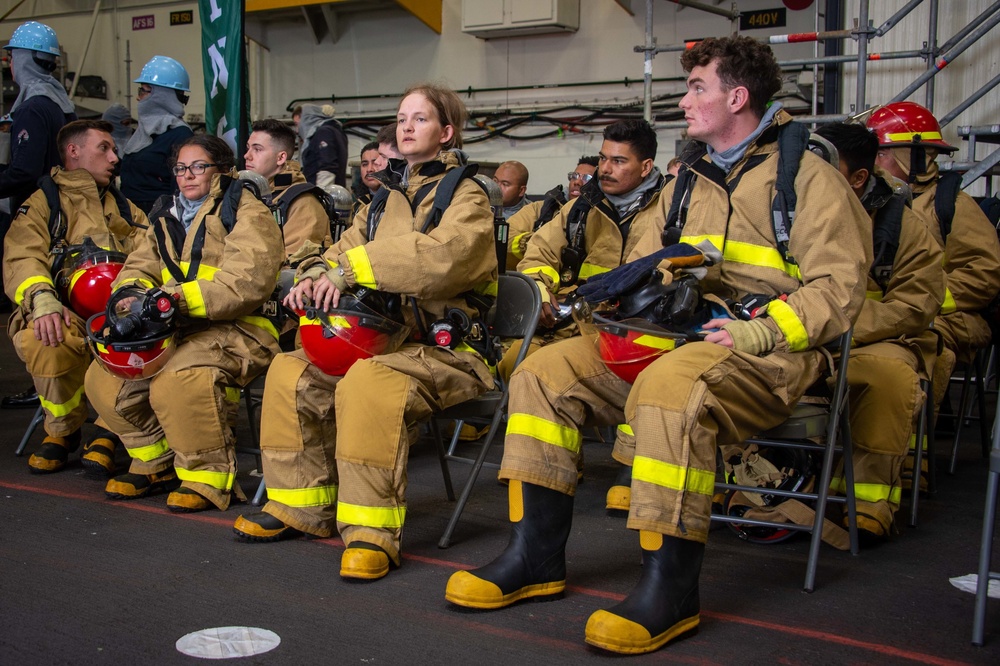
[
  {"xmin": 972, "ymin": 372, "xmax": 1000, "ymax": 645},
  {"xmin": 433, "ymin": 271, "xmax": 541, "ymax": 549},
  {"xmin": 14, "ymin": 405, "xmax": 45, "ymax": 456},
  {"xmin": 240, "ymin": 373, "xmax": 268, "ymax": 506},
  {"xmin": 907, "ymin": 378, "xmax": 935, "ymax": 527},
  {"xmin": 711, "ymin": 330, "xmax": 859, "ymax": 592},
  {"xmin": 950, "ymin": 348, "xmax": 993, "ymax": 473}
]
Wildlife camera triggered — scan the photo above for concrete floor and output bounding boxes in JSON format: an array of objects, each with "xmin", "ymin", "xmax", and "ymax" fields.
[{"xmin": 1, "ymin": 332, "xmax": 999, "ymax": 665}]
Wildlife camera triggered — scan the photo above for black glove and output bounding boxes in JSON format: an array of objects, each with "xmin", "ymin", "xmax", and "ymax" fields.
[{"xmin": 576, "ymin": 242, "xmax": 707, "ymax": 304}]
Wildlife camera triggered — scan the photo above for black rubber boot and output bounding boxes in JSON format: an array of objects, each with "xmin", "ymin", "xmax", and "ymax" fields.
[
  {"xmin": 585, "ymin": 531, "xmax": 703, "ymax": 654},
  {"xmin": 445, "ymin": 480, "xmax": 573, "ymax": 609}
]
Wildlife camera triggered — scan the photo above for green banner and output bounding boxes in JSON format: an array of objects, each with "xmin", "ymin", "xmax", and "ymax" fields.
[{"xmin": 199, "ymin": 0, "xmax": 247, "ymax": 154}]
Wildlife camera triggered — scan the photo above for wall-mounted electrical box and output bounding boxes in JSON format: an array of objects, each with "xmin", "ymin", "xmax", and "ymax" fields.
[{"xmin": 462, "ymin": 0, "xmax": 580, "ymax": 39}]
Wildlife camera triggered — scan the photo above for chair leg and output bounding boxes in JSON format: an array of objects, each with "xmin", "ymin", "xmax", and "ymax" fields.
[
  {"xmin": 976, "ymin": 352, "xmax": 991, "ymax": 458},
  {"xmin": 429, "ymin": 420, "xmax": 456, "ymax": 502},
  {"xmin": 438, "ymin": 390, "xmax": 509, "ymax": 549},
  {"xmin": 950, "ymin": 365, "xmax": 974, "ymax": 474},
  {"xmin": 972, "ymin": 391, "xmax": 1000, "ymax": 645},
  {"xmin": 252, "ymin": 478, "xmax": 267, "ymax": 507},
  {"xmin": 910, "ymin": 381, "xmax": 931, "ymax": 527},
  {"xmin": 15, "ymin": 405, "xmax": 45, "ymax": 457}
]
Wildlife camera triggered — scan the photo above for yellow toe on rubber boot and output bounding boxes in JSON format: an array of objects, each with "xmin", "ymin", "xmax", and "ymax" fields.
[
  {"xmin": 584, "ymin": 531, "xmax": 703, "ymax": 655},
  {"xmin": 81, "ymin": 437, "xmax": 118, "ymax": 477},
  {"xmin": 445, "ymin": 480, "xmax": 572, "ymax": 610},
  {"xmin": 341, "ymin": 544, "xmax": 390, "ymax": 581},
  {"xmin": 606, "ymin": 485, "xmax": 631, "ymax": 512},
  {"xmin": 166, "ymin": 487, "xmax": 214, "ymax": 513},
  {"xmin": 28, "ymin": 432, "xmax": 81, "ymax": 474}
]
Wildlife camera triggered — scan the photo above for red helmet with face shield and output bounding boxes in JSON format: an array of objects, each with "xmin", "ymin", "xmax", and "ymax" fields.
[{"xmin": 298, "ymin": 289, "xmax": 410, "ymax": 376}]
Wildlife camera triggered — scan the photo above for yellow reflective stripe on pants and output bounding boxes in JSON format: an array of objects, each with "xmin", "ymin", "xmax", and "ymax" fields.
[
  {"xmin": 908, "ymin": 434, "xmax": 929, "ymax": 451},
  {"xmin": 15, "ymin": 275, "xmax": 55, "ymax": 307},
  {"xmin": 38, "ymin": 384, "xmax": 85, "ymax": 418},
  {"xmin": 224, "ymin": 386, "xmax": 241, "ymax": 403},
  {"xmin": 830, "ymin": 476, "xmax": 902, "ymax": 504},
  {"xmin": 128, "ymin": 437, "xmax": 170, "ymax": 462},
  {"xmin": 337, "ymin": 502, "xmax": 406, "ymax": 529},
  {"xmin": 940, "ymin": 287, "xmax": 957, "ymax": 315},
  {"xmin": 344, "ymin": 245, "xmax": 377, "ymax": 288},
  {"xmin": 866, "ymin": 290, "xmax": 884, "ymax": 301},
  {"xmin": 175, "ymin": 466, "xmax": 234, "ymax": 491},
  {"xmin": 766, "ymin": 299, "xmax": 810, "ymax": 352},
  {"xmin": 268, "ymin": 485, "xmax": 338, "ymax": 508},
  {"xmin": 506, "ymin": 412, "xmax": 582, "ymax": 454},
  {"xmin": 617, "ymin": 423, "xmax": 634, "ymax": 436},
  {"xmin": 631, "ymin": 455, "xmax": 715, "ymax": 496}
]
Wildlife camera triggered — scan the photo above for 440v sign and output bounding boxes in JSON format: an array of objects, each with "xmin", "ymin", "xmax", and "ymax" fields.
[{"xmin": 740, "ymin": 8, "xmax": 787, "ymax": 31}]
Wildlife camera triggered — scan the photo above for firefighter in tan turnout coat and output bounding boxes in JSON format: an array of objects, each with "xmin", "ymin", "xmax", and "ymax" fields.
[{"xmin": 445, "ymin": 37, "xmax": 872, "ymax": 656}]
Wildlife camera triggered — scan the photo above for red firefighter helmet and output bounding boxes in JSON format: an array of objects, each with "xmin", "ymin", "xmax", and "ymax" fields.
[
  {"xmin": 865, "ymin": 101, "xmax": 956, "ymax": 152},
  {"xmin": 87, "ymin": 313, "xmax": 176, "ymax": 379},
  {"xmin": 86, "ymin": 286, "xmax": 178, "ymax": 380},
  {"xmin": 59, "ymin": 242, "xmax": 127, "ymax": 319},
  {"xmin": 299, "ymin": 290, "xmax": 410, "ymax": 376},
  {"xmin": 594, "ymin": 313, "xmax": 693, "ymax": 384}
]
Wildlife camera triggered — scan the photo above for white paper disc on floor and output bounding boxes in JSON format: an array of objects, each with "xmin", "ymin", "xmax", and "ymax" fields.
[{"xmin": 176, "ymin": 626, "xmax": 281, "ymax": 659}]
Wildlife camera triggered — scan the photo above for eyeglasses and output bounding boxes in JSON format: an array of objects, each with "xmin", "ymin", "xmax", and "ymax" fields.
[
  {"xmin": 172, "ymin": 163, "xmax": 218, "ymax": 176},
  {"xmin": 568, "ymin": 172, "xmax": 594, "ymax": 183},
  {"xmin": 137, "ymin": 85, "xmax": 153, "ymax": 100}
]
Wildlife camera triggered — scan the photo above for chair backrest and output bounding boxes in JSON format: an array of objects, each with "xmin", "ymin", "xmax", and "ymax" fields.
[{"xmin": 490, "ymin": 272, "xmax": 542, "ymax": 372}]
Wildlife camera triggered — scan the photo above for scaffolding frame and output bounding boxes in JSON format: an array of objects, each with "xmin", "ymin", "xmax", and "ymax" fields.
[{"xmin": 635, "ymin": 0, "xmax": 1000, "ymax": 189}]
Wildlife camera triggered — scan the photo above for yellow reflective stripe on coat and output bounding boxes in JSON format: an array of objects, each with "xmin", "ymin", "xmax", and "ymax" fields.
[
  {"xmin": 617, "ymin": 423, "xmax": 634, "ymax": 437},
  {"xmin": 579, "ymin": 263, "xmax": 611, "ymax": 280},
  {"xmin": 180, "ymin": 281, "xmax": 207, "ymax": 317},
  {"xmin": 908, "ymin": 433, "xmax": 929, "ymax": 451},
  {"xmin": 723, "ymin": 240, "xmax": 802, "ymax": 281},
  {"xmin": 766, "ymin": 299, "xmax": 810, "ymax": 351},
  {"xmin": 175, "ymin": 466, "xmax": 234, "ymax": 491},
  {"xmin": 510, "ymin": 232, "xmax": 530, "ymax": 258},
  {"xmin": 337, "ymin": 502, "xmax": 406, "ymax": 528},
  {"xmin": 940, "ymin": 287, "xmax": 956, "ymax": 314},
  {"xmin": 474, "ymin": 280, "xmax": 499, "ymax": 298},
  {"xmin": 679, "ymin": 234, "xmax": 724, "ymax": 253},
  {"xmin": 344, "ymin": 246, "xmax": 376, "ymax": 288},
  {"xmin": 886, "ymin": 131, "xmax": 943, "ymax": 142},
  {"xmin": 522, "ymin": 265, "xmax": 560, "ymax": 290},
  {"xmin": 830, "ymin": 477, "xmax": 902, "ymax": 504},
  {"xmin": 506, "ymin": 412, "xmax": 582, "ymax": 454},
  {"xmin": 14, "ymin": 275, "xmax": 55, "ymax": 306},
  {"xmin": 268, "ymin": 485, "xmax": 338, "ymax": 508},
  {"xmin": 239, "ymin": 315, "xmax": 279, "ymax": 340},
  {"xmin": 38, "ymin": 385, "xmax": 85, "ymax": 418},
  {"xmin": 127, "ymin": 437, "xmax": 170, "ymax": 462},
  {"xmin": 224, "ymin": 387, "xmax": 241, "ymax": 403},
  {"xmin": 632, "ymin": 455, "xmax": 715, "ymax": 496},
  {"xmin": 866, "ymin": 290, "xmax": 884, "ymax": 301}
]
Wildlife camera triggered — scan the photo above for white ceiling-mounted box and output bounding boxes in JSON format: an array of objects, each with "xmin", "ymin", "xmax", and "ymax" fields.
[{"xmin": 462, "ymin": 0, "xmax": 580, "ymax": 39}]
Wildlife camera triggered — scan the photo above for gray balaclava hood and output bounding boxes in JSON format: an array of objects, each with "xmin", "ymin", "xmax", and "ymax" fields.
[{"xmin": 124, "ymin": 85, "xmax": 189, "ymax": 155}]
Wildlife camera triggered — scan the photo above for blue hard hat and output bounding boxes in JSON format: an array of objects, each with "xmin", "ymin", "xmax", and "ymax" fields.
[
  {"xmin": 134, "ymin": 55, "xmax": 190, "ymax": 92},
  {"xmin": 4, "ymin": 20, "xmax": 61, "ymax": 57}
]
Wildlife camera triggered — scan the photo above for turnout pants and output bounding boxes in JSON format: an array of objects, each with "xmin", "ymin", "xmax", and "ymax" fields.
[
  {"xmin": 86, "ymin": 323, "xmax": 275, "ymax": 509},
  {"xmin": 500, "ymin": 335, "xmax": 821, "ymax": 544},
  {"xmin": 12, "ymin": 314, "xmax": 90, "ymax": 438},
  {"xmin": 260, "ymin": 343, "xmax": 493, "ymax": 562},
  {"xmin": 833, "ymin": 342, "xmax": 923, "ymax": 531},
  {"xmin": 932, "ymin": 311, "xmax": 992, "ymax": 408}
]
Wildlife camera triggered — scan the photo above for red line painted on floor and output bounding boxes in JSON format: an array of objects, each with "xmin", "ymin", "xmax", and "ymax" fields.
[{"xmin": 0, "ymin": 479, "xmax": 973, "ymax": 665}]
